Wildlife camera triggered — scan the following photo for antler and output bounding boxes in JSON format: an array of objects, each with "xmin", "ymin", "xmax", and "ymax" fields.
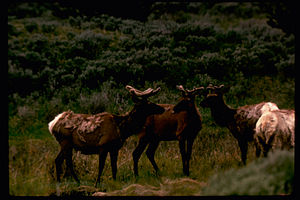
[
  {"xmin": 206, "ymin": 84, "xmax": 226, "ymax": 94},
  {"xmin": 176, "ymin": 85, "xmax": 185, "ymax": 92},
  {"xmin": 126, "ymin": 85, "xmax": 161, "ymax": 99},
  {"xmin": 177, "ymin": 85, "xmax": 205, "ymax": 96},
  {"xmin": 188, "ymin": 86, "xmax": 204, "ymax": 93}
]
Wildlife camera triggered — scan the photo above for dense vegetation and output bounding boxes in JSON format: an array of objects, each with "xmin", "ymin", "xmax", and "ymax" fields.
[{"xmin": 8, "ymin": 2, "xmax": 294, "ymax": 196}]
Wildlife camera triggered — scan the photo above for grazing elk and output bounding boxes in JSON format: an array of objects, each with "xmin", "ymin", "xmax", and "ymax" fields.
[
  {"xmin": 132, "ymin": 85, "xmax": 204, "ymax": 176},
  {"xmin": 254, "ymin": 109, "xmax": 295, "ymax": 157},
  {"xmin": 200, "ymin": 84, "xmax": 279, "ymax": 164},
  {"xmin": 48, "ymin": 85, "xmax": 165, "ymax": 186}
]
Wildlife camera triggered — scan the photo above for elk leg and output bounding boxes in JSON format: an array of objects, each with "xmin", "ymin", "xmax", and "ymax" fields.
[
  {"xmin": 55, "ymin": 140, "xmax": 71, "ymax": 182},
  {"xmin": 145, "ymin": 140, "xmax": 160, "ymax": 173},
  {"xmin": 110, "ymin": 149, "xmax": 119, "ymax": 180},
  {"xmin": 65, "ymin": 148, "xmax": 80, "ymax": 183},
  {"xmin": 185, "ymin": 138, "xmax": 195, "ymax": 176},
  {"xmin": 55, "ymin": 150, "xmax": 64, "ymax": 182},
  {"xmin": 132, "ymin": 137, "xmax": 149, "ymax": 176},
  {"xmin": 179, "ymin": 139, "xmax": 188, "ymax": 175},
  {"xmin": 238, "ymin": 139, "xmax": 248, "ymax": 165},
  {"xmin": 95, "ymin": 148, "xmax": 108, "ymax": 187},
  {"xmin": 254, "ymin": 141, "xmax": 261, "ymax": 158}
]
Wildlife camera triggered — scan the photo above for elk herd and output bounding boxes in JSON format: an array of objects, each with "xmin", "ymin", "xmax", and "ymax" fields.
[{"xmin": 48, "ymin": 84, "xmax": 295, "ymax": 186}]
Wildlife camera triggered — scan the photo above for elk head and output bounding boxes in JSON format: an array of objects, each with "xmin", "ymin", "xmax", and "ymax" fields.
[
  {"xmin": 173, "ymin": 85, "xmax": 205, "ymax": 113},
  {"xmin": 200, "ymin": 84, "xmax": 229, "ymax": 108},
  {"xmin": 125, "ymin": 85, "xmax": 165, "ymax": 116}
]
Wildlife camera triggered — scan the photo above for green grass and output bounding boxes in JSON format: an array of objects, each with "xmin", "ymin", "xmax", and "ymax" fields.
[
  {"xmin": 7, "ymin": 121, "xmax": 251, "ymax": 196},
  {"xmin": 8, "ymin": 75, "xmax": 295, "ymax": 196},
  {"xmin": 10, "ymin": 130, "xmax": 292, "ymax": 196},
  {"xmin": 8, "ymin": 77, "xmax": 295, "ymax": 196}
]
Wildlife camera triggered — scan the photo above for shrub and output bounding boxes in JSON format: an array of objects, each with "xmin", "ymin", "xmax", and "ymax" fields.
[
  {"xmin": 24, "ymin": 21, "xmax": 38, "ymax": 32},
  {"xmin": 25, "ymin": 33, "xmax": 49, "ymax": 53},
  {"xmin": 68, "ymin": 30, "xmax": 112, "ymax": 59},
  {"xmin": 79, "ymin": 61, "xmax": 106, "ymax": 89},
  {"xmin": 199, "ymin": 52, "xmax": 231, "ymax": 80},
  {"xmin": 185, "ymin": 35, "xmax": 217, "ymax": 52},
  {"xmin": 78, "ymin": 92, "xmax": 108, "ymax": 114},
  {"xmin": 41, "ymin": 21, "xmax": 58, "ymax": 34},
  {"xmin": 173, "ymin": 22, "xmax": 216, "ymax": 42},
  {"xmin": 275, "ymin": 54, "xmax": 295, "ymax": 78},
  {"xmin": 201, "ymin": 150, "xmax": 294, "ymax": 195},
  {"xmin": 68, "ymin": 16, "xmax": 82, "ymax": 28}
]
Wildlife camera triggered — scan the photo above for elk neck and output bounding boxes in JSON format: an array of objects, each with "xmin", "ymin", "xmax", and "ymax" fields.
[
  {"xmin": 115, "ymin": 107, "xmax": 149, "ymax": 141},
  {"xmin": 187, "ymin": 102, "xmax": 202, "ymax": 121},
  {"xmin": 210, "ymin": 95, "xmax": 236, "ymax": 127}
]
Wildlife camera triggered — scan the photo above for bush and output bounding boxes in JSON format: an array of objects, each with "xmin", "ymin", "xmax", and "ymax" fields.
[
  {"xmin": 68, "ymin": 30, "xmax": 112, "ymax": 59},
  {"xmin": 41, "ymin": 21, "xmax": 58, "ymax": 34},
  {"xmin": 24, "ymin": 21, "xmax": 38, "ymax": 32},
  {"xmin": 201, "ymin": 150, "xmax": 294, "ymax": 195}
]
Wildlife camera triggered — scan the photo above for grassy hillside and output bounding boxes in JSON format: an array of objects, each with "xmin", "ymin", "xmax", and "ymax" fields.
[{"xmin": 8, "ymin": 2, "xmax": 294, "ymax": 196}]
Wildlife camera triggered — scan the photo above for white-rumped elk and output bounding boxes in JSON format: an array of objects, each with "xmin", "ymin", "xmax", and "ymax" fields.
[
  {"xmin": 48, "ymin": 85, "xmax": 165, "ymax": 186},
  {"xmin": 254, "ymin": 109, "xmax": 295, "ymax": 157},
  {"xmin": 200, "ymin": 84, "xmax": 279, "ymax": 164},
  {"xmin": 132, "ymin": 85, "xmax": 204, "ymax": 176}
]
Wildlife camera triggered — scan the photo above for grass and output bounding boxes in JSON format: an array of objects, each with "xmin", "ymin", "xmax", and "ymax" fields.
[
  {"xmin": 8, "ymin": 77, "xmax": 295, "ymax": 196},
  {"xmin": 9, "ymin": 130, "xmax": 293, "ymax": 196},
  {"xmin": 8, "ymin": 120, "xmax": 256, "ymax": 196}
]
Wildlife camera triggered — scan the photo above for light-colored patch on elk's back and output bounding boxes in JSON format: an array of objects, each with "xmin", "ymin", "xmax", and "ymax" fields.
[
  {"xmin": 48, "ymin": 112, "xmax": 65, "ymax": 135},
  {"xmin": 50, "ymin": 110, "xmax": 108, "ymax": 143},
  {"xmin": 256, "ymin": 109, "xmax": 295, "ymax": 147},
  {"xmin": 260, "ymin": 102, "xmax": 279, "ymax": 114},
  {"xmin": 239, "ymin": 102, "xmax": 279, "ymax": 122},
  {"xmin": 256, "ymin": 111, "xmax": 278, "ymax": 143}
]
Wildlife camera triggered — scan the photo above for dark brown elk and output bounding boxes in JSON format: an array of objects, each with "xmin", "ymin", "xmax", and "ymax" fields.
[
  {"xmin": 132, "ymin": 85, "xmax": 204, "ymax": 176},
  {"xmin": 254, "ymin": 109, "xmax": 295, "ymax": 157},
  {"xmin": 200, "ymin": 84, "xmax": 279, "ymax": 164},
  {"xmin": 48, "ymin": 85, "xmax": 165, "ymax": 186}
]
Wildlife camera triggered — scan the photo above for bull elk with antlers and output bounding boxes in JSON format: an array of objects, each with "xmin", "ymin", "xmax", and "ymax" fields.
[
  {"xmin": 132, "ymin": 85, "xmax": 204, "ymax": 176},
  {"xmin": 48, "ymin": 85, "xmax": 165, "ymax": 186},
  {"xmin": 200, "ymin": 84, "xmax": 279, "ymax": 164}
]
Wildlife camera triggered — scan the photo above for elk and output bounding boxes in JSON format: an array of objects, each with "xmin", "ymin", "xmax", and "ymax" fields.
[
  {"xmin": 254, "ymin": 109, "xmax": 295, "ymax": 157},
  {"xmin": 132, "ymin": 85, "xmax": 204, "ymax": 176},
  {"xmin": 200, "ymin": 84, "xmax": 279, "ymax": 164},
  {"xmin": 48, "ymin": 85, "xmax": 165, "ymax": 186}
]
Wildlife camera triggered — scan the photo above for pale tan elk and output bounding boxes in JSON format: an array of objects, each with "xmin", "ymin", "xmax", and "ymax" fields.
[
  {"xmin": 48, "ymin": 85, "xmax": 165, "ymax": 186},
  {"xmin": 200, "ymin": 84, "xmax": 279, "ymax": 164},
  {"xmin": 254, "ymin": 109, "xmax": 295, "ymax": 157},
  {"xmin": 132, "ymin": 85, "xmax": 204, "ymax": 176}
]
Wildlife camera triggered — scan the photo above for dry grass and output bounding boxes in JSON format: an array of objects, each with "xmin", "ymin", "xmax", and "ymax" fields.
[
  {"xmin": 9, "ymin": 104, "xmax": 291, "ymax": 196},
  {"xmin": 9, "ymin": 121, "xmax": 260, "ymax": 196},
  {"xmin": 93, "ymin": 177, "xmax": 207, "ymax": 196}
]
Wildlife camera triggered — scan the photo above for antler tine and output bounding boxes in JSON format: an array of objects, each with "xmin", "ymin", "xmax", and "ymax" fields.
[
  {"xmin": 176, "ymin": 85, "xmax": 188, "ymax": 96},
  {"xmin": 176, "ymin": 85, "xmax": 186, "ymax": 92},
  {"xmin": 216, "ymin": 84, "xmax": 224, "ymax": 89},
  {"xmin": 187, "ymin": 86, "xmax": 205, "ymax": 94},
  {"xmin": 125, "ymin": 85, "xmax": 160, "ymax": 98},
  {"xmin": 206, "ymin": 84, "xmax": 215, "ymax": 90},
  {"xmin": 193, "ymin": 86, "xmax": 205, "ymax": 91}
]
